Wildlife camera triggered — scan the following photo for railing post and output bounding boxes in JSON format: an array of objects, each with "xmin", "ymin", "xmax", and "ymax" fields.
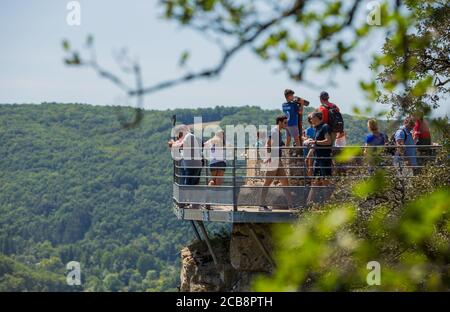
[
  {"xmin": 171, "ymin": 114, "xmax": 177, "ymax": 184},
  {"xmin": 303, "ymin": 147, "xmax": 307, "ymax": 187},
  {"xmin": 233, "ymin": 147, "xmax": 237, "ymax": 211},
  {"xmin": 205, "ymin": 158, "xmax": 209, "ymax": 186},
  {"xmin": 173, "ymin": 160, "xmax": 176, "ymax": 184}
]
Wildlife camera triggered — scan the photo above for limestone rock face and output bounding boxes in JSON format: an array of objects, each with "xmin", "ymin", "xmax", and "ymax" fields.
[
  {"xmin": 180, "ymin": 239, "xmax": 239, "ymax": 292},
  {"xmin": 179, "ymin": 224, "xmax": 274, "ymax": 292},
  {"xmin": 180, "ymin": 245, "xmax": 221, "ymax": 292},
  {"xmin": 229, "ymin": 224, "xmax": 273, "ymax": 273}
]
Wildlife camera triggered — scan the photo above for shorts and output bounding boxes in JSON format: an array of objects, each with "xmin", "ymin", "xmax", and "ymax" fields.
[
  {"xmin": 313, "ymin": 158, "xmax": 332, "ymax": 177},
  {"xmin": 210, "ymin": 161, "xmax": 226, "ymax": 171},
  {"xmin": 286, "ymin": 125, "xmax": 300, "ymax": 138},
  {"xmin": 265, "ymin": 161, "xmax": 287, "ymax": 178}
]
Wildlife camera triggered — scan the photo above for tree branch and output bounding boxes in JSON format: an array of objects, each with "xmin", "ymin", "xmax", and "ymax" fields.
[
  {"xmin": 85, "ymin": 60, "xmax": 132, "ymax": 93},
  {"xmin": 435, "ymin": 77, "xmax": 450, "ymax": 87},
  {"xmin": 289, "ymin": 0, "xmax": 362, "ymax": 81},
  {"xmin": 129, "ymin": 0, "xmax": 306, "ymax": 97}
]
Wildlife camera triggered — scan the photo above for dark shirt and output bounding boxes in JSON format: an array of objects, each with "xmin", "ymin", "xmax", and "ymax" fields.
[
  {"xmin": 314, "ymin": 123, "xmax": 332, "ymax": 158},
  {"xmin": 268, "ymin": 126, "xmax": 285, "ymax": 158}
]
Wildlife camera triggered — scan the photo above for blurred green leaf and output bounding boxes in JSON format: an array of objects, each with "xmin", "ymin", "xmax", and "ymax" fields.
[
  {"xmin": 411, "ymin": 76, "xmax": 433, "ymax": 97},
  {"xmin": 335, "ymin": 146, "xmax": 361, "ymax": 163},
  {"xmin": 398, "ymin": 189, "xmax": 449, "ymax": 245},
  {"xmin": 178, "ymin": 50, "xmax": 190, "ymax": 67},
  {"xmin": 279, "ymin": 51, "xmax": 288, "ymax": 63},
  {"xmin": 352, "ymin": 170, "xmax": 387, "ymax": 199},
  {"xmin": 62, "ymin": 40, "xmax": 70, "ymax": 51}
]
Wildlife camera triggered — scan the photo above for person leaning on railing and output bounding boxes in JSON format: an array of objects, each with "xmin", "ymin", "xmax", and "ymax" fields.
[
  {"xmin": 168, "ymin": 125, "xmax": 203, "ymax": 186},
  {"xmin": 364, "ymin": 119, "xmax": 388, "ymax": 173},
  {"xmin": 394, "ymin": 117, "xmax": 418, "ymax": 175},
  {"xmin": 303, "ymin": 113, "xmax": 316, "ymax": 176},
  {"xmin": 304, "ymin": 111, "xmax": 333, "ymax": 205}
]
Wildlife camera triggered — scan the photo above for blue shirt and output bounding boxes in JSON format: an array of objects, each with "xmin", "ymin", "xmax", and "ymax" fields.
[
  {"xmin": 282, "ymin": 102, "xmax": 299, "ymax": 127},
  {"xmin": 394, "ymin": 126, "xmax": 417, "ymax": 166},
  {"xmin": 305, "ymin": 127, "xmax": 316, "ymax": 140},
  {"xmin": 365, "ymin": 133, "xmax": 386, "ymax": 146}
]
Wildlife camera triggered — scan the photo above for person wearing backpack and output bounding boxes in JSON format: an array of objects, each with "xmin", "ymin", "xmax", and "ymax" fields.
[
  {"xmin": 318, "ymin": 91, "xmax": 344, "ymax": 145},
  {"xmin": 394, "ymin": 117, "xmax": 417, "ymax": 174}
]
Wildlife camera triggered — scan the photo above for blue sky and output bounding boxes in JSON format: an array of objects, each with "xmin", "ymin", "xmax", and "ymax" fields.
[{"xmin": 0, "ymin": 0, "xmax": 448, "ymax": 117}]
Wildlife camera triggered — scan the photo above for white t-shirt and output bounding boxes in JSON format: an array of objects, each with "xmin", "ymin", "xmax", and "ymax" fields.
[
  {"xmin": 205, "ymin": 140, "xmax": 225, "ymax": 164},
  {"xmin": 334, "ymin": 135, "xmax": 347, "ymax": 147}
]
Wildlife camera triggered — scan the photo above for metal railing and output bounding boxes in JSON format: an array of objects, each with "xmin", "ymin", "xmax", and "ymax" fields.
[{"xmin": 172, "ymin": 144, "xmax": 443, "ymax": 211}]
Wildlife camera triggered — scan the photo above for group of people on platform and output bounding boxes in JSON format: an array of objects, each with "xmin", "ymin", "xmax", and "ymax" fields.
[{"xmin": 168, "ymin": 89, "xmax": 434, "ymax": 211}]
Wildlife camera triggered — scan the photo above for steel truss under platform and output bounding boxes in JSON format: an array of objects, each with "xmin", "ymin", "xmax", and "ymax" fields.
[{"xmin": 173, "ymin": 204, "xmax": 298, "ymax": 223}]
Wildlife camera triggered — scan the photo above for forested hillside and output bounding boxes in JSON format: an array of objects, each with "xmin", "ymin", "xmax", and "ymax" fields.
[{"xmin": 0, "ymin": 103, "xmax": 381, "ymax": 291}]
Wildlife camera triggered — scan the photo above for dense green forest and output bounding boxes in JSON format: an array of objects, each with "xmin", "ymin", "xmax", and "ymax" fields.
[{"xmin": 0, "ymin": 103, "xmax": 398, "ymax": 291}]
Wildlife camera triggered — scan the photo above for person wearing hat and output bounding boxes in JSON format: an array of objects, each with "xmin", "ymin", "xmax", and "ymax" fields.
[{"xmin": 282, "ymin": 89, "xmax": 305, "ymax": 150}]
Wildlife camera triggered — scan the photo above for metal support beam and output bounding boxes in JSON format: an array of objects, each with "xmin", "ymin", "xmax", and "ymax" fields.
[
  {"xmin": 196, "ymin": 221, "xmax": 219, "ymax": 267},
  {"xmin": 247, "ymin": 224, "xmax": 275, "ymax": 268},
  {"xmin": 190, "ymin": 221, "xmax": 202, "ymax": 241}
]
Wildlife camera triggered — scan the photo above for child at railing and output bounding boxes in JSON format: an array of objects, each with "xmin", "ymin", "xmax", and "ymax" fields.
[
  {"xmin": 303, "ymin": 113, "xmax": 316, "ymax": 176},
  {"xmin": 364, "ymin": 119, "xmax": 388, "ymax": 173},
  {"xmin": 334, "ymin": 131, "xmax": 347, "ymax": 148}
]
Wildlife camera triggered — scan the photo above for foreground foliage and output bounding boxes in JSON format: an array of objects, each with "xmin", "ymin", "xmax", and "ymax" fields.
[{"xmin": 253, "ymin": 158, "xmax": 449, "ymax": 291}]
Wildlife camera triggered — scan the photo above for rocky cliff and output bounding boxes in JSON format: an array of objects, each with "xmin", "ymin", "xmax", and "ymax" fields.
[{"xmin": 180, "ymin": 224, "xmax": 273, "ymax": 292}]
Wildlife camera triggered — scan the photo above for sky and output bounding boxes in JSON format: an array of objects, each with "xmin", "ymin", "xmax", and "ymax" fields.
[{"xmin": 0, "ymin": 0, "xmax": 448, "ymax": 117}]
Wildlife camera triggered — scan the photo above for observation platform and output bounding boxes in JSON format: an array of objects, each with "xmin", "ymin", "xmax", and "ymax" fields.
[{"xmin": 172, "ymin": 145, "xmax": 441, "ymax": 224}]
